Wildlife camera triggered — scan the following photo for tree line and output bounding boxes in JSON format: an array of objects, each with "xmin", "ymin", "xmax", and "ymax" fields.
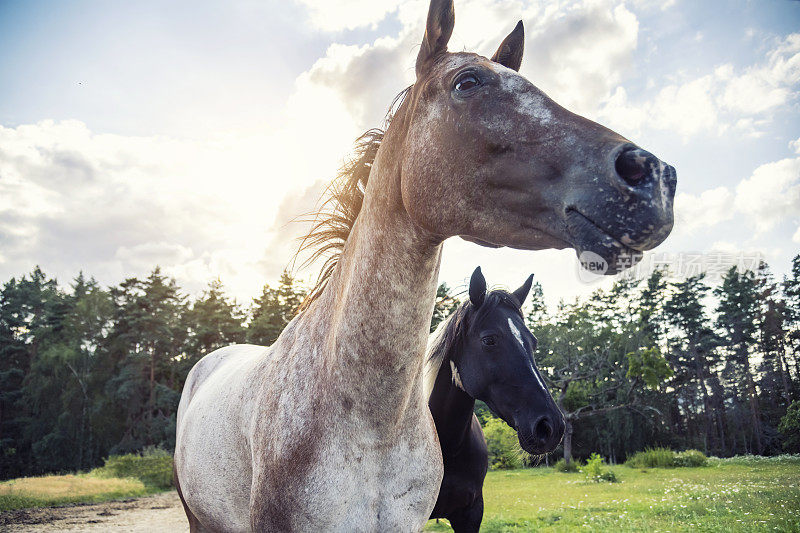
[
  {"xmin": 2, "ymin": 256, "xmax": 799, "ymax": 479},
  {"xmin": 531, "ymin": 257, "xmax": 800, "ymax": 464},
  {"xmin": 0, "ymin": 268, "xmax": 304, "ymax": 479}
]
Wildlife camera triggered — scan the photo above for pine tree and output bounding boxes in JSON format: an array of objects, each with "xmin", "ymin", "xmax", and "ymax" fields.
[
  {"xmin": 430, "ymin": 283, "xmax": 459, "ymax": 332},
  {"xmin": 247, "ymin": 271, "xmax": 306, "ymax": 346},
  {"xmin": 524, "ymin": 281, "xmax": 547, "ymax": 326},
  {"xmin": 754, "ymin": 261, "xmax": 793, "ymax": 453},
  {"xmin": 715, "ymin": 267, "xmax": 762, "ymax": 454},
  {"xmin": 104, "ymin": 268, "xmax": 187, "ymax": 451},
  {"xmin": 185, "ymin": 279, "xmax": 246, "ymax": 365},
  {"xmin": 664, "ymin": 274, "xmax": 719, "ymax": 453},
  {"xmin": 783, "ymin": 254, "xmax": 800, "ymax": 386}
]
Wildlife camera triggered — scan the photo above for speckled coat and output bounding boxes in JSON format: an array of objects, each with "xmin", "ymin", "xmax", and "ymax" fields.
[{"xmin": 173, "ymin": 0, "xmax": 676, "ymax": 531}]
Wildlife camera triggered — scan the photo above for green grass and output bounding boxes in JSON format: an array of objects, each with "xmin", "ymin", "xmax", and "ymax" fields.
[
  {"xmin": 3, "ymin": 453, "xmax": 799, "ymax": 531},
  {"xmin": 0, "ymin": 448, "xmax": 174, "ymax": 511},
  {"xmin": 425, "ymin": 455, "xmax": 800, "ymax": 532},
  {"xmin": 0, "ymin": 474, "xmax": 149, "ymax": 511}
]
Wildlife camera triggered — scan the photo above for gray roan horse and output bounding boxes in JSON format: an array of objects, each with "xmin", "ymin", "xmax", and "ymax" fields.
[
  {"xmin": 174, "ymin": 0, "xmax": 676, "ymax": 530},
  {"xmin": 425, "ymin": 267, "xmax": 563, "ymax": 532}
]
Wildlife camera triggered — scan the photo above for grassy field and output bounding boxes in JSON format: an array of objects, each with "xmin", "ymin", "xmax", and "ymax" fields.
[
  {"xmin": 2, "ymin": 455, "xmax": 798, "ymax": 531},
  {"xmin": 0, "ymin": 473, "xmax": 150, "ymax": 511},
  {"xmin": 0, "ymin": 449, "xmax": 173, "ymax": 512},
  {"xmin": 425, "ymin": 456, "xmax": 800, "ymax": 532}
]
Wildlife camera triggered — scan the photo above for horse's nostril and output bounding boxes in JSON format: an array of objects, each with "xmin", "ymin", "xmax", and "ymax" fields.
[
  {"xmin": 615, "ymin": 147, "xmax": 651, "ymax": 187},
  {"xmin": 534, "ymin": 416, "xmax": 553, "ymax": 444}
]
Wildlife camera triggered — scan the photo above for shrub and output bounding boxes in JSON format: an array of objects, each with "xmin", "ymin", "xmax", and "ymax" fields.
[
  {"xmin": 674, "ymin": 449, "xmax": 708, "ymax": 467},
  {"xmin": 626, "ymin": 447, "xmax": 708, "ymax": 468},
  {"xmin": 553, "ymin": 458, "xmax": 580, "ymax": 472},
  {"xmin": 483, "ymin": 417, "xmax": 524, "ymax": 470},
  {"xmin": 779, "ymin": 401, "xmax": 800, "ymax": 453},
  {"xmin": 710, "ymin": 454, "xmax": 800, "ymax": 466},
  {"xmin": 582, "ymin": 453, "xmax": 617, "ymax": 483},
  {"xmin": 625, "ymin": 447, "xmax": 675, "ymax": 468},
  {"xmin": 91, "ymin": 447, "xmax": 173, "ymax": 489}
]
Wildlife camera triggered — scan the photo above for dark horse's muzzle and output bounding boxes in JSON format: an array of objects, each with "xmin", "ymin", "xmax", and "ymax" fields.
[{"xmin": 518, "ymin": 411, "xmax": 565, "ymax": 455}]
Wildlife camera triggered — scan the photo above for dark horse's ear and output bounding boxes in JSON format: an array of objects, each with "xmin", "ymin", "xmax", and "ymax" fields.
[
  {"xmin": 512, "ymin": 274, "xmax": 534, "ymax": 306},
  {"xmin": 469, "ymin": 267, "xmax": 486, "ymax": 308},
  {"xmin": 416, "ymin": 0, "xmax": 455, "ymax": 76},
  {"xmin": 491, "ymin": 20, "xmax": 524, "ymax": 72}
]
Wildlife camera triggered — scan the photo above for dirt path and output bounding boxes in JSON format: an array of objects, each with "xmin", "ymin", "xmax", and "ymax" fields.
[{"xmin": 0, "ymin": 491, "xmax": 189, "ymax": 532}]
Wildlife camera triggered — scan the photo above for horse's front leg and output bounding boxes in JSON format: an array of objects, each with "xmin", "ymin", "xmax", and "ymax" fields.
[{"xmin": 447, "ymin": 493, "xmax": 483, "ymax": 533}]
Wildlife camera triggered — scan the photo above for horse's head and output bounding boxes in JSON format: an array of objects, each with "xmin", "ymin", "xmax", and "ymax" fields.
[
  {"xmin": 451, "ymin": 267, "xmax": 564, "ymax": 455},
  {"xmin": 398, "ymin": 0, "xmax": 676, "ymax": 274}
]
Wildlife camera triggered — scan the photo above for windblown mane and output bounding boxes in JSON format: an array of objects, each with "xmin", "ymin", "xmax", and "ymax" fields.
[
  {"xmin": 423, "ymin": 289, "xmax": 524, "ymax": 398},
  {"xmin": 295, "ymin": 87, "xmax": 412, "ymax": 312}
]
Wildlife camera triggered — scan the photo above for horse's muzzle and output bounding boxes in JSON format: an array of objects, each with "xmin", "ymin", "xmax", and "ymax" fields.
[{"xmin": 566, "ymin": 142, "xmax": 676, "ymax": 275}]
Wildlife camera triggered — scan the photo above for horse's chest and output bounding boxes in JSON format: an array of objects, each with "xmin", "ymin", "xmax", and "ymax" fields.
[
  {"xmin": 324, "ymin": 437, "xmax": 441, "ymax": 529},
  {"xmin": 252, "ymin": 416, "xmax": 443, "ymax": 532}
]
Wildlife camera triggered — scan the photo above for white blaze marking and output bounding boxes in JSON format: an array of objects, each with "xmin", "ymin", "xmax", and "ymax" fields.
[
  {"xmin": 508, "ymin": 317, "xmax": 525, "ymax": 349},
  {"xmin": 532, "ymin": 365, "xmax": 547, "ymax": 391},
  {"xmin": 508, "ymin": 317, "xmax": 548, "ymax": 391}
]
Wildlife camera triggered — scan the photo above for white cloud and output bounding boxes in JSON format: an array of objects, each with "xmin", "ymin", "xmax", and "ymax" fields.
[
  {"xmin": 734, "ymin": 157, "xmax": 800, "ymax": 233},
  {"xmin": 519, "ymin": 1, "xmax": 639, "ymax": 116},
  {"xmin": 296, "ymin": 0, "xmax": 641, "ymax": 131},
  {"xmin": 651, "ymin": 74, "xmax": 721, "ymax": 138},
  {"xmin": 3, "ymin": 0, "xmax": 798, "ymax": 309},
  {"xmin": 709, "ymin": 240, "xmax": 740, "ymax": 254},
  {"xmin": 793, "ymin": 226, "xmax": 800, "ymax": 244},
  {"xmin": 0, "ymin": 119, "xmax": 326, "ymax": 300},
  {"xmin": 628, "ymin": 0, "xmax": 677, "ymax": 11},
  {"xmin": 302, "ymin": 36, "xmax": 416, "ymax": 129},
  {"xmin": 720, "ymin": 34, "xmax": 800, "ymax": 114},
  {"xmin": 674, "ymin": 186, "xmax": 734, "ymax": 232},
  {"xmin": 673, "ymin": 153, "xmax": 800, "ymax": 240},
  {"xmin": 294, "ymin": 0, "xmax": 403, "ymax": 31},
  {"xmin": 598, "ymin": 33, "xmax": 800, "ymax": 140}
]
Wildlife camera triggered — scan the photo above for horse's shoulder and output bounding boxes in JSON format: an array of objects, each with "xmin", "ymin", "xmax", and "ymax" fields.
[{"xmin": 180, "ymin": 344, "xmax": 271, "ymax": 413}]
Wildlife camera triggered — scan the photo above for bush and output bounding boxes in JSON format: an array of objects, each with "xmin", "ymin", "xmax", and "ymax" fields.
[
  {"xmin": 779, "ymin": 401, "xmax": 800, "ymax": 453},
  {"xmin": 483, "ymin": 417, "xmax": 524, "ymax": 470},
  {"xmin": 553, "ymin": 458, "xmax": 580, "ymax": 472},
  {"xmin": 582, "ymin": 453, "xmax": 617, "ymax": 483},
  {"xmin": 626, "ymin": 447, "xmax": 708, "ymax": 468},
  {"xmin": 625, "ymin": 447, "xmax": 675, "ymax": 468},
  {"xmin": 674, "ymin": 449, "xmax": 708, "ymax": 467},
  {"xmin": 710, "ymin": 454, "xmax": 800, "ymax": 466},
  {"xmin": 91, "ymin": 447, "xmax": 173, "ymax": 489}
]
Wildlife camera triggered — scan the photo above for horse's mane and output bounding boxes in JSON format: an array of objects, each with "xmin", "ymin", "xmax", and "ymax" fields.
[
  {"xmin": 423, "ymin": 289, "xmax": 524, "ymax": 398},
  {"xmin": 295, "ymin": 86, "xmax": 412, "ymax": 312}
]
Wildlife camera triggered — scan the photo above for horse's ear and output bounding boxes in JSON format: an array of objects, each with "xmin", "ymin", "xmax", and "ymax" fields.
[
  {"xmin": 491, "ymin": 20, "xmax": 524, "ymax": 72},
  {"xmin": 512, "ymin": 274, "xmax": 534, "ymax": 305},
  {"xmin": 416, "ymin": 0, "xmax": 455, "ymax": 76},
  {"xmin": 469, "ymin": 267, "xmax": 486, "ymax": 308}
]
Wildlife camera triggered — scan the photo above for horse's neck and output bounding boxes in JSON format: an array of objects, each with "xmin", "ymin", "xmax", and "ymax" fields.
[
  {"xmin": 302, "ymin": 140, "xmax": 442, "ymax": 420},
  {"xmin": 428, "ymin": 359, "xmax": 476, "ymax": 455}
]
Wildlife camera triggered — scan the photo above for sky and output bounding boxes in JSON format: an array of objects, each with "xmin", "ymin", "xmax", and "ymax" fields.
[{"xmin": 1, "ymin": 0, "xmax": 799, "ymax": 308}]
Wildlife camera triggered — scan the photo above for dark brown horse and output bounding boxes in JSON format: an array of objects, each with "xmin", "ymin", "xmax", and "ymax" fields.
[
  {"xmin": 174, "ymin": 1, "xmax": 675, "ymax": 530},
  {"xmin": 425, "ymin": 268, "xmax": 563, "ymax": 532}
]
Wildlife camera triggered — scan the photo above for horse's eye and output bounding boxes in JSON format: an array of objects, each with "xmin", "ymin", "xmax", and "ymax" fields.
[
  {"xmin": 454, "ymin": 73, "xmax": 481, "ymax": 93},
  {"xmin": 481, "ymin": 335, "xmax": 496, "ymax": 347}
]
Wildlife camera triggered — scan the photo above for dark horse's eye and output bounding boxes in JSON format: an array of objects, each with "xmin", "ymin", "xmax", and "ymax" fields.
[
  {"xmin": 481, "ymin": 335, "xmax": 496, "ymax": 347},
  {"xmin": 454, "ymin": 72, "xmax": 481, "ymax": 93}
]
